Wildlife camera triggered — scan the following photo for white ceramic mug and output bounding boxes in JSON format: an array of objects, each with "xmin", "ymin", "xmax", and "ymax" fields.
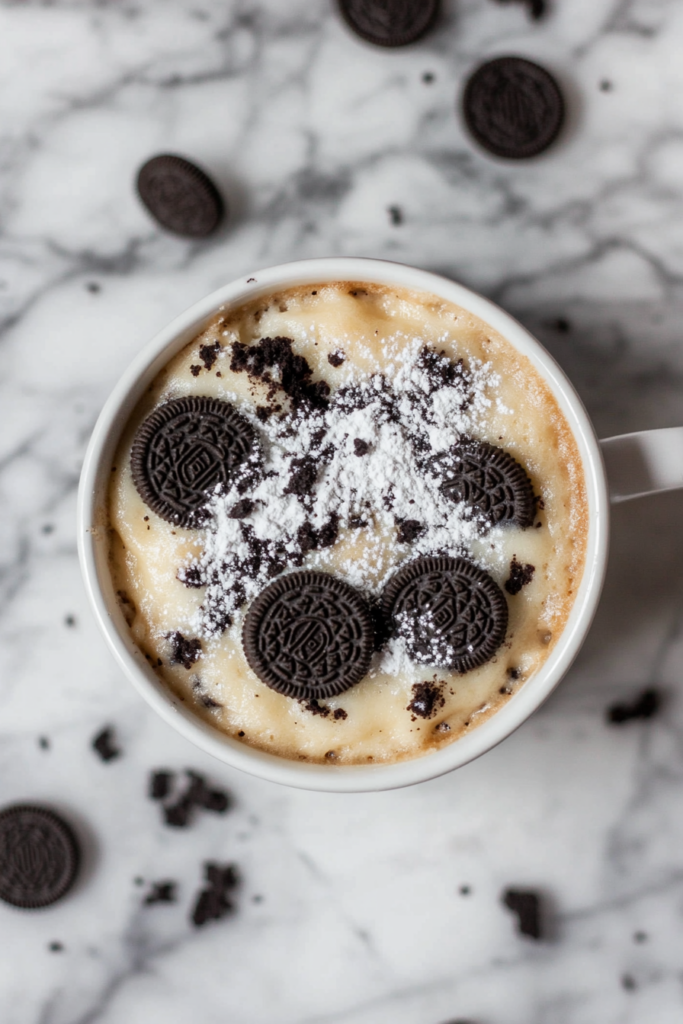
[{"xmin": 78, "ymin": 258, "xmax": 683, "ymax": 792}]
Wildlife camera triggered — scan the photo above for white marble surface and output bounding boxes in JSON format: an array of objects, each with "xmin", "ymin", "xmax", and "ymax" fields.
[{"xmin": 2, "ymin": 0, "xmax": 683, "ymax": 1021}]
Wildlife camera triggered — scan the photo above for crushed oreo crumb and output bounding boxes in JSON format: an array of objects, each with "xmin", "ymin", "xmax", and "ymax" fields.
[
  {"xmin": 353, "ymin": 438, "xmax": 371, "ymax": 457},
  {"xmin": 285, "ymin": 456, "xmax": 319, "ymax": 497},
  {"xmin": 407, "ymin": 681, "xmax": 445, "ymax": 720},
  {"xmin": 505, "ymin": 558, "xmax": 535, "ymax": 595},
  {"xmin": 228, "ymin": 498, "xmax": 256, "ymax": 519},
  {"xmin": 333, "ymin": 708, "xmax": 348, "ymax": 720},
  {"xmin": 192, "ymin": 862, "xmax": 238, "ymax": 927},
  {"xmin": 328, "ymin": 350, "xmax": 345, "ymax": 367},
  {"xmin": 491, "ymin": 0, "xmax": 547, "ymax": 20},
  {"xmin": 159, "ymin": 769, "xmax": 230, "ymax": 827},
  {"xmin": 230, "ymin": 335, "xmax": 330, "ymax": 413},
  {"xmin": 168, "ymin": 632, "xmax": 202, "ymax": 669},
  {"xmin": 144, "ymin": 881, "xmax": 177, "ymax": 905},
  {"xmin": 190, "ymin": 365, "xmax": 201, "ymax": 377},
  {"xmin": 92, "ymin": 726, "xmax": 120, "ymax": 762},
  {"xmin": 199, "ymin": 341, "xmax": 222, "ymax": 370},
  {"xmin": 300, "ymin": 698, "xmax": 331, "ymax": 718},
  {"xmin": 149, "ymin": 770, "xmax": 174, "ymax": 801},
  {"xmin": 503, "ymin": 889, "xmax": 543, "ymax": 939},
  {"xmin": 397, "ymin": 518, "xmax": 424, "ymax": 544},
  {"xmin": 177, "ymin": 564, "xmax": 204, "ymax": 588},
  {"xmin": 607, "ymin": 688, "xmax": 661, "ymax": 724}
]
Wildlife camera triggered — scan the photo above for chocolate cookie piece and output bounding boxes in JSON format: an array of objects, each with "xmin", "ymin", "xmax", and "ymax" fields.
[
  {"xmin": 502, "ymin": 888, "xmax": 543, "ymax": 939},
  {"xmin": 607, "ymin": 688, "xmax": 660, "ymax": 724},
  {"xmin": 338, "ymin": 0, "xmax": 439, "ymax": 47},
  {"xmin": 242, "ymin": 571, "xmax": 374, "ymax": 699},
  {"xmin": 131, "ymin": 397, "xmax": 256, "ymax": 527},
  {"xmin": 381, "ymin": 556, "xmax": 508, "ymax": 671},
  {"xmin": 436, "ymin": 439, "xmax": 535, "ymax": 529},
  {"xmin": 192, "ymin": 862, "xmax": 238, "ymax": 927},
  {"xmin": 92, "ymin": 725, "xmax": 120, "ymax": 762},
  {"xmin": 0, "ymin": 805, "xmax": 80, "ymax": 909},
  {"xmin": 505, "ymin": 558, "xmax": 535, "ymax": 595},
  {"xmin": 463, "ymin": 56, "xmax": 564, "ymax": 159},
  {"xmin": 136, "ymin": 154, "xmax": 224, "ymax": 237}
]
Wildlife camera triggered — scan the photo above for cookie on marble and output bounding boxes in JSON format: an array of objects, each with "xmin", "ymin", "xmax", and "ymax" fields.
[
  {"xmin": 0, "ymin": 805, "xmax": 80, "ymax": 909},
  {"xmin": 136, "ymin": 154, "xmax": 224, "ymax": 237},
  {"xmin": 462, "ymin": 56, "xmax": 564, "ymax": 159},
  {"xmin": 338, "ymin": 0, "xmax": 439, "ymax": 47}
]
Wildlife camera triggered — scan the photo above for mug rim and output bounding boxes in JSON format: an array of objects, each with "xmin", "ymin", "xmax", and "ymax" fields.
[{"xmin": 77, "ymin": 257, "xmax": 609, "ymax": 792}]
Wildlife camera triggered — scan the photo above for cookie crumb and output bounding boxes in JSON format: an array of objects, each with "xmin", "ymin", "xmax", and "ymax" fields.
[
  {"xmin": 92, "ymin": 726, "xmax": 120, "ymax": 762},
  {"xmin": 167, "ymin": 632, "xmax": 202, "ymax": 669},
  {"xmin": 607, "ymin": 688, "xmax": 660, "ymax": 724},
  {"xmin": 150, "ymin": 770, "xmax": 174, "ymax": 800},
  {"xmin": 144, "ymin": 881, "xmax": 177, "ymax": 905},
  {"xmin": 397, "ymin": 518, "xmax": 424, "ymax": 544},
  {"xmin": 191, "ymin": 862, "xmax": 238, "ymax": 927},
  {"xmin": 502, "ymin": 889, "xmax": 543, "ymax": 939},
  {"xmin": 199, "ymin": 341, "xmax": 221, "ymax": 370},
  {"xmin": 505, "ymin": 558, "xmax": 535, "ymax": 595},
  {"xmin": 407, "ymin": 681, "xmax": 445, "ymax": 720}
]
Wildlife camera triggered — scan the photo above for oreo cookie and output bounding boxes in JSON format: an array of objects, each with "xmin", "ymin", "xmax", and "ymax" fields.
[
  {"xmin": 338, "ymin": 0, "xmax": 439, "ymax": 47},
  {"xmin": 136, "ymin": 154, "xmax": 224, "ymax": 237},
  {"xmin": 242, "ymin": 571, "xmax": 374, "ymax": 699},
  {"xmin": 463, "ymin": 56, "xmax": 564, "ymax": 159},
  {"xmin": 381, "ymin": 555, "xmax": 508, "ymax": 671},
  {"xmin": 436, "ymin": 439, "xmax": 535, "ymax": 529},
  {"xmin": 131, "ymin": 397, "xmax": 257, "ymax": 527},
  {"xmin": 0, "ymin": 805, "xmax": 80, "ymax": 909}
]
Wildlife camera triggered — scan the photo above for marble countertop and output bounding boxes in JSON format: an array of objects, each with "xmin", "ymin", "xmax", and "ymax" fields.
[{"xmin": 3, "ymin": 1, "xmax": 683, "ymax": 1021}]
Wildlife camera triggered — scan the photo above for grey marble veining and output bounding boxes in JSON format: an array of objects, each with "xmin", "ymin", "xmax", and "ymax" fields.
[{"xmin": 2, "ymin": 1, "xmax": 683, "ymax": 1021}]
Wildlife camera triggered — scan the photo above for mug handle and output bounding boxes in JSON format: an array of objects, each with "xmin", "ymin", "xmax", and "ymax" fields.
[{"xmin": 600, "ymin": 427, "xmax": 683, "ymax": 502}]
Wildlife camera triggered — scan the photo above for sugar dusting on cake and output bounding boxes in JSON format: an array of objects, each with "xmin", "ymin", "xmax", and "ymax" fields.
[{"xmin": 175, "ymin": 332, "xmax": 502, "ymax": 663}]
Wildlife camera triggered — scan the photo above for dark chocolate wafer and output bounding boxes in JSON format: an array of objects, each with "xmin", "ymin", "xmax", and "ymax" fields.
[
  {"xmin": 463, "ymin": 56, "xmax": 564, "ymax": 159},
  {"xmin": 242, "ymin": 571, "xmax": 374, "ymax": 699},
  {"xmin": 381, "ymin": 555, "xmax": 508, "ymax": 671},
  {"xmin": 0, "ymin": 805, "xmax": 80, "ymax": 909},
  {"xmin": 137, "ymin": 154, "xmax": 224, "ymax": 237},
  {"xmin": 131, "ymin": 397, "xmax": 257, "ymax": 527},
  {"xmin": 338, "ymin": 0, "xmax": 439, "ymax": 47},
  {"xmin": 436, "ymin": 439, "xmax": 535, "ymax": 529}
]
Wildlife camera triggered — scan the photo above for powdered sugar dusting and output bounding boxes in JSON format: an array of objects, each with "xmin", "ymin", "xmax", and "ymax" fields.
[{"xmin": 181, "ymin": 334, "xmax": 500, "ymax": 650}]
